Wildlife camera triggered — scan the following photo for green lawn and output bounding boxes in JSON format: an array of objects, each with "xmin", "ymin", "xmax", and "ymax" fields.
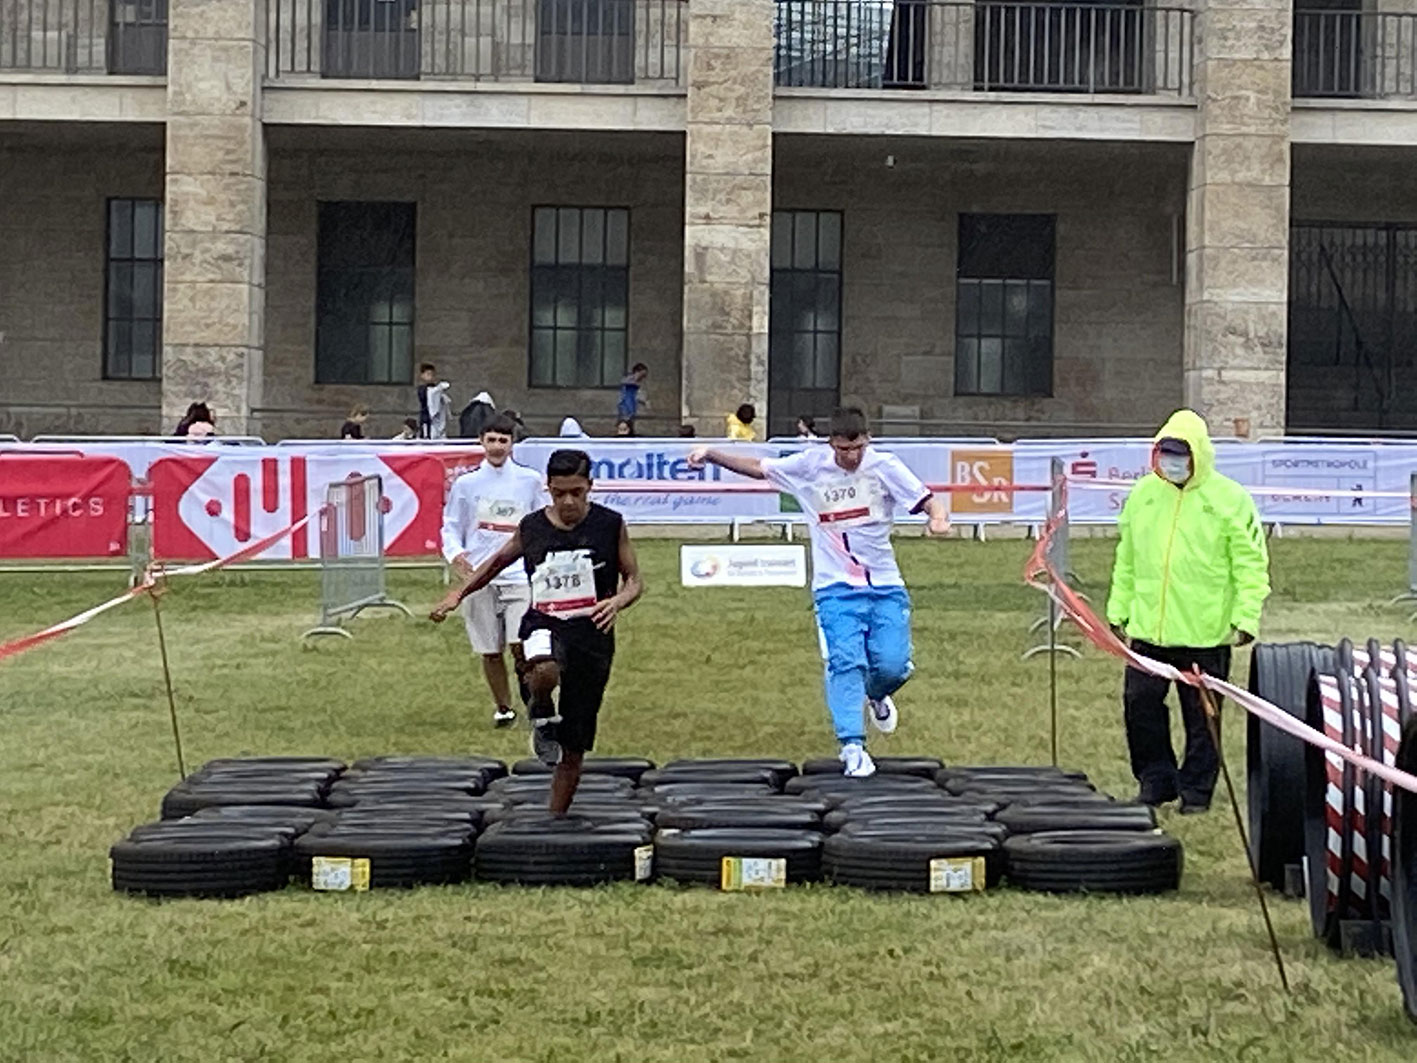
[{"xmin": 0, "ymin": 537, "xmax": 1414, "ymax": 1062}]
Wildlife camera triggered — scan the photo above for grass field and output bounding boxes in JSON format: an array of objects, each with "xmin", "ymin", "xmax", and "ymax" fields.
[{"xmin": 1, "ymin": 536, "xmax": 1414, "ymax": 1062}]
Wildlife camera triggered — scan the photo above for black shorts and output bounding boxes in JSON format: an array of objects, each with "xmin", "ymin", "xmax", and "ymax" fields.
[{"xmin": 519, "ymin": 612, "xmax": 614, "ymax": 755}]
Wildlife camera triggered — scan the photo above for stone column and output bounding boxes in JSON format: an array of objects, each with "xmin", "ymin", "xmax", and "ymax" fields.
[
  {"xmin": 1182, "ymin": 0, "xmax": 1291, "ymax": 438},
  {"xmin": 161, "ymin": 0, "xmax": 267, "ymax": 435},
  {"xmin": 680, "ymin": 0, "xmax": 773, "ymax": 435}
]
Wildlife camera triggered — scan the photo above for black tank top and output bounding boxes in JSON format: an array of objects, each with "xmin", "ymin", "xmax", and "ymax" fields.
[{"xmin": 518, "ymin": 502, "xmax": 624, "ymax": 646}]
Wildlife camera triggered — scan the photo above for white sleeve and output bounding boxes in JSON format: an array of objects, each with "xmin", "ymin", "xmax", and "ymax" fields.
[
  {"xmin": 440, "ymin": 479, "xmax": 471, "ymax": 563},
  {"xmin": 759, "ymin": 451, "xmax": 813, "ymax": 494},
  {"xmin": 876, "ymin": 453, "xmax": 932, "ymax": 513}
]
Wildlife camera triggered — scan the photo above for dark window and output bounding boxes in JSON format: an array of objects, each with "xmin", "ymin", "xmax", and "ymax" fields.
[
  {"xmin": 529, "ymin": 207, "xmax": 629, "ymax": 388},
  {"xmin": 1292, "ymin": 2, "xmax": 1365, "ymax": 98},
  {"xmin": 323, "ymin": 0, "xmax": 421, "ymax": 79},
  {"xmin": 536, "ymin": 0, "xmax": 634, "ymax": 84},
  {"xmin": 770, "ymin": 210, "xmax": 842, "ymax": 435},
  {"xmin": 955, "ymin": 214, "xmax": 1054, "ymax": 397},
  {"xmin": 104, "ymin": 198, "xmax": 163, "ymax": 381},
  {"xmin": 316, "ymin": 201, "xmax": 416, "ymax": 385},
  {"xmin": 975, "ymin": 0, "xmax": 1146, "ymax": 93},
  {"xmin": 109, "ymin": 0, "xmax": 168, "ymax": 75}
]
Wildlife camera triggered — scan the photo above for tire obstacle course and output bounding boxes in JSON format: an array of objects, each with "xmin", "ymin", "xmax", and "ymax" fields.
[{"xmin": 112, "ymin": 754, "xmax": 1183, "ymax": 900}]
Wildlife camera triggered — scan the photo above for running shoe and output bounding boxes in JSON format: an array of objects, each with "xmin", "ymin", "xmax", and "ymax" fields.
[
  {"xmin": 493, "ymin": 706, "xmax": 517, "ymax": 729},
  {"xmin": 839, "ymin": 743, "xmax": 876, "ymax": 778},
  {"xmin": 867, "ymin": 695, "xmax": 899, "ymax": 735},
  {"xmin": 531, "ymin": 719, "xmax": 563, "ymax": 767}
]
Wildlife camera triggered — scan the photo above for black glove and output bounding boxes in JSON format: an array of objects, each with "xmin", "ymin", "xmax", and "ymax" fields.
[
  {"xmin": 1234, "ymin": 628, "xmax": 1255, "ymax": 647},
  {"xmin": 1109, "ymin": 623, "xmax": 1128, "ymax": 643}
]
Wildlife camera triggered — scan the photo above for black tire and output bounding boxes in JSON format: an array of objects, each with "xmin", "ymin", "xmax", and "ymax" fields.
[
  {"xmin": 352, "ymin": 755, "xmax": 507, "ymax": 781},
  {"xmin": 1393, "ymin": 714, "xmax": 1417, "ymax": 1023},
  {"xmin": 940, "ymin": 776, "xmax": 1096, "ymax": 797},
  {"xmin": 327, "ymin": 781, "xmax": 487, "ymax": 807},
  {"xmin": 994, "ymin": 803, "xmax": 1156, "ymax": 835},
  {"xmin": 483, "ymin": 804, "xmax": 651, "ymax": 827},
  {"xmin": 1303, "ymin": 644, "xmax": 1362, "ymax": 944},
  {"xmin": 826, "ymin": 792, "xmax": 991, "ymax": 813},
  {"xmin": 801, "ymin": 756, "xmax": 943, "ymax": 778},
  {"xmin": 640, "ymin": 766, "xmax": 790, "ymax": 790},
  {"xmin": 1003, "ymin": 830, "xmax": 1183, "ymax": 894},
  {"xmin": 656, "ymin": 805, "xmax": 821, "ymax": 831},
  {"xmin": 823, "ymin": 804, "xmax": 980, "ymax": 832},
  {"xmin": 652, "ymin": 828, "xmax": 822, "ymax": 885},
  {"xmin": 198, "ymin": 756, "xmax": 346, "ymax": 773},
  {"xmin": 646, "ymin": 784, "xmax": 782, "ymax": 802},
  {"xmin": 509, "ymin": 756, "xmax": 654, "ymax": 781},
  {"xmin": 294, "ymin": 830, "xmax": 475, "ymax": 887},
  {"xmin": 1247, "ymin": 641, "xmax": 1334, "ymax": 890},
  {"xmin": 663, "ymin": 758, "xmax": 798, "ymax": 779},
  {"xmin": 824, "ymin": 832, "xmax": 1002, "ymax": 891},
  {"xmin": 111, "ymin": 832, "xmax": 289, "ymax": 897},
  {"xmin": 783, "ymin": 774, "xmax": 940, "ymax": 798},
  {"xmin": 161, "ymin": 783, "xmax": 326, "ymax": 819},
  {"xmin": 488, "ymin": 775, "xmax": 634, "ymax": 797},
  {"xmin": 475, "ymin": 818, "xmax": 654, "ymax": 886},
  {"xmin": 833, "ymin": 811, "xmax": 991, "ymax": 834},
  {"xmin": 939, "ymin": 765, "xmax": 1087, "ymax": 782},
  {"xmin": 187, "ymin": 805, "xmax": 338, "ymax": 830}
]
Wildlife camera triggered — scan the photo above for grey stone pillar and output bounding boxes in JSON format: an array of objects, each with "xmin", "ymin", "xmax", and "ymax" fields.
[
  {"xmin": 1182, "ymin": 0, "xmax": 1291, "ymax": 438},
  {"xmin": 681, "ymin": 0, "xmax": 773, "ymax": 436},
  {"xmin": 161, "ymin": 0, "xmax": 267, "ymax": 435}
]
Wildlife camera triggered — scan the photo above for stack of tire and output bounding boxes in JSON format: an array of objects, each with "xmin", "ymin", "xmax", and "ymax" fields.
[
  {"xmin": 113, "ymin": 756, "xmax": 348, "ymax": 897},
  {"xmin": 474, "ymin": 756, "xmax": 657, "ymax": 886},
  {"xmin": 645, "ymin": 759, "xmax": 825, "ymax": 885},
  {"xmin": 296, "ymin": 756, "xmax": 508, "ymax": 888}
]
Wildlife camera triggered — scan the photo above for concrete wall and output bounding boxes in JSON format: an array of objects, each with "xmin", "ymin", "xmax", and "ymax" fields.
[
  {"xmin": 260, "ymin": 131, "xmax": 685, "ymax": 439},
  {"xmin": 773, "ymin": 138, "xmax": 1189, "ymax": 435},
  {"xmin": 0, "ymin": 137, "xmax": 164, "ymax": 437}
]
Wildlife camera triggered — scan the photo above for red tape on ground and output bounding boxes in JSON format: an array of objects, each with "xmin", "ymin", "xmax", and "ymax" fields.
[{"xmin": 1023, "ymin": 476, "xmax": 1417, "ymax": 795}]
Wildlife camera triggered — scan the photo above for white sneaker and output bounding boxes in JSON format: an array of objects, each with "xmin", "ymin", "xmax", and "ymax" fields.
[
  {"xmin": 839, "ymin": 743, "xmax": 876, "ymax": 778},
  {"xmin": 492, "ymin": 706, "xmax": 517, "ymax": 729},
  {"xmin": 867, "ymin": 695, "xmax": 899, "ymax": 735}
]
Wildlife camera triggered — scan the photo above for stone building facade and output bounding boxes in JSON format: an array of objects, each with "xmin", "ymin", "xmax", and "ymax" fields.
[{"xmin": 2, "ymin": 0, "xmax": 1415, "ymax": 439}]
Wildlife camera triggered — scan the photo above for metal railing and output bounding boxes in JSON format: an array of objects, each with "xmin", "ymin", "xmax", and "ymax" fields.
[
  {"xmin": 774, "ymin": 0, "xmax": 1193, "ymax": 95},
  {"xmin": 1, "ymin": 0, "xmax": 165, "ymax": 72},
  {"xmin": 1294, "ymin": 10, "xmax": 1417, "ymax": 100},
  {"xmin": 267, "ymin": 0, "xmax": 685, "ymax": 83}
]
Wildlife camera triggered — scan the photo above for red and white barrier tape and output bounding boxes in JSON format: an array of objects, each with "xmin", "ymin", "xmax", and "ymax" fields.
[
  {"xmin": 0, "ymin": 508, "xmax": 324, "ymax": 666},
  {"xmin": 1022, "ymin": 477, "xmax": 1417, "ymax": 795}
]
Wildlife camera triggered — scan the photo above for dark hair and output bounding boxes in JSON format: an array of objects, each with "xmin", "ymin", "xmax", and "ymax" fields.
[
  {"xmin": 402, "ymin": 416, "xmax": 418, "ymax": 431},
  {"xmin": 828, "ymin": 406, "xmax": 869, "ymax": 440},
  {"xmin": 678, "ymin": 424, "xmax": 697, "ymax": 438},
  {"xmin": 615, "ymin": 418, "xmax": 635, "ymax": 436},
  {"xmin": 418, "ymin": 362, "xmax": 436, "ymax": 375},
  {"xmin": 797, "ymin": 415, "xmax": 816, "ymax": 432},
  {"xmin": 735, "ymin": 403, "xmax": 756, "ymax": 424},
  {"xmin": 631, "ymin": 362, "xmax": 648, "ymax": 374},
  {"xmin": 482, "ymin": 414, "xmax": 518, "ymax": 438},
  {"xmin": 547, "ymin": 449, "xmax": 592, "ymax": 480}
]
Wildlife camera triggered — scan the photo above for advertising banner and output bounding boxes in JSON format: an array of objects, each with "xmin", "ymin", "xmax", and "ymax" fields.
[
  {"xmin": 680, "ymin": 544, "xmax": 808, "ymax": 587},
  {"xmin": 0, "ymin": 455, "xmax": 129, "ymax": 558}
]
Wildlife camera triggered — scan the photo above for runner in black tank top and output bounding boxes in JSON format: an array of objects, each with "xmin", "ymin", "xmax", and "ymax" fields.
[{"xmin": 430, "ymin": 448, "xmax": 644, "ymax": 814}]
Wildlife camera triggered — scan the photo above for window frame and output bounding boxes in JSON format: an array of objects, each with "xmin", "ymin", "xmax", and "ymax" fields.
[
  {"xmin": 102, "ymin": 197, "xmax": 164, "ymax": 382},
  {"xmin": 314, "ymin": 200, "xmax": 418, "ymax": 387},
  {"xmin": 954, "ymin": 212, "xmax": 1056, "ymax": 399},
  {"xmin": 769, "ymin": 208, "xmax": 843, "ymax": 433},
  {"xmin": 527, "ymin": 205, "xmax": 631, "ymax": 390}
]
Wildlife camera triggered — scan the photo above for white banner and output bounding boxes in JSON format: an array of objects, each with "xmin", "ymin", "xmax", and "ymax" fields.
[{"xmin": 680, "ymin": 544, "xmax": 808, "ymax": 587}]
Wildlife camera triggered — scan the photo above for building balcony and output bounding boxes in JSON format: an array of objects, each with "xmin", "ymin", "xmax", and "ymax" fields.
[
  {"xmin": 774, "ymin": 0, "xmax": 1194, "ymax": 96},
  {"xmin": 0, "ymin": 0, "xmax": 166, "ymax": 73},
  {"xmin": 1294, "ymin": 9, "xmax": 1417, "ymax": 100},
  {"xmin": 265, "ymin": 0, "xmax": 685, "ymax": 84}
]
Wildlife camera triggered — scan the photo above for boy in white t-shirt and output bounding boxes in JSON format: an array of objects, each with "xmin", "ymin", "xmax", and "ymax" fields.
[
  {"xmin": 440, "ymin": 413, "xmax": 549, "ymax": 727},
  {"xmin": 689, "ymin": 407, "xmax": 950, "ymax": 777}
]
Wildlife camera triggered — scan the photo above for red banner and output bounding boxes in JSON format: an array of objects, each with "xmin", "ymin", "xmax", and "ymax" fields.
[
  {"xmin": 149, "ymin": 453, "xmax": 448, "ymax": 560},
  {"xmin": 0, "ymin": 455, "xmax": 129, "ymax": 559}
]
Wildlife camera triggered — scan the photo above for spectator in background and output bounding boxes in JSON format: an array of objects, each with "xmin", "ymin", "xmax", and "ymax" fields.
[
  {"xmin": 559, "ymin": 416, "xmax": 589, "ymax": 438},
  {"xmin": 796, "ymin": 415, "xmax": 818, "ymax": 439},
  {"xmin": 391, "ymin": 417, "xmax": 419, "ymax": 441},
  {"xmin": 503, "ymin": 409, "xmax": 530, "ymax": 443},
  {"xmin": 187, "ymin": 416, "xmax": 216, "ymax": 441},
  {"xmin": 726, "ymin": 403, "xmax": 758, "ymax": 441},
  {"xmin": 340, "ymin": 404, "xmax": 370, "ymax": 440},
  {"xmin": 459, "ymin": 391, "xmax": 497, "ymax": 439},
  {"xmin": 417, "ymin": 362, "xmax": 452, "ymax": 439},
  {"xmin": 174, "ymin": 402, "xmax": 213, "ymax": 437},
  {"xmin": 678, "ymin": 424, "xmax": 696, "ymax": 438},
  {"xmin": 614, "ymin": 419, "xmax": 634, "ymax": 437},
  {"xmin": 618, "ymin": 363, "xmax": 649, "ymax": 427},
  {"xmin": 1106, "ymin": 409, "xmax": 1271, "ymax": 814}
]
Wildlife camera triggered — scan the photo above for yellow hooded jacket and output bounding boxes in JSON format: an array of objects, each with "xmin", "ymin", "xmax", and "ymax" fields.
[{"xmin": 1105, "ymin": 409, "xmax": 1271, "ymax": 648}]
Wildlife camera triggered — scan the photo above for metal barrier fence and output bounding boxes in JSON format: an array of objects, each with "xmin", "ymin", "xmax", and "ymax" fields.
[
  {"xmin": 266, "ymin": 0, "xmax": 685, "ymax": 83},
  {"xmin": 0, "ymin": 0, "xmax": 166, "ymax": 72},
  {"xmin": 773, "ymin": 0, "xmax": 1193, "ymax": 95},
  {"xmin": 1294, "ymin": 9, "xmax": 1417, "ymax": 100},
  {"xmin": 302, "ymin": 475, "xmax": 412, "ymax": 642}
]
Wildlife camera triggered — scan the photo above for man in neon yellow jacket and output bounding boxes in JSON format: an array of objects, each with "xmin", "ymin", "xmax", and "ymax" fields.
[{"xmin": 1106, "ymin": 409, "xmax": 1271, "ymax": 813}]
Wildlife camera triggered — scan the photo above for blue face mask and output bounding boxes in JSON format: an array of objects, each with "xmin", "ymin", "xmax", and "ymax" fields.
[{"xmin": 1157, "ymin": 454, "xmax": 1191, "ymax": 484}]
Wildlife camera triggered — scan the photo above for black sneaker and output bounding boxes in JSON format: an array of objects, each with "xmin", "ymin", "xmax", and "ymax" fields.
[
  {"xmin": 493, "ymin": 706, "xmax": 517, "ymax": 729},
  {"xmin": 1135, "ymin": 784, "xmax": 1179, "ymax": 807},
  {"xmin": 1179, "ymin": 793, "xmax": 1211, "ymax": 815},
  {"xmin": 531, "ymin": 719, "xmax": 563, "ymax": 767}
]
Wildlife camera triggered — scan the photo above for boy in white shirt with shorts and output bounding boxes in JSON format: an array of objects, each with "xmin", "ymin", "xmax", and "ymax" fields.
[
  {"xmin": 440, "ymin": 413, "xmax": 549, "ymax": 727},
  {"xmin": 690, "ymin": 407, "xmax": 950, "ymax": 776}
]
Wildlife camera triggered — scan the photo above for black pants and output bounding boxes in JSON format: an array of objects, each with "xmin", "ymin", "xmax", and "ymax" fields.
[{"xmin": 1123, "ymin": 641, "xmax": 1231, "ymax": 804}]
